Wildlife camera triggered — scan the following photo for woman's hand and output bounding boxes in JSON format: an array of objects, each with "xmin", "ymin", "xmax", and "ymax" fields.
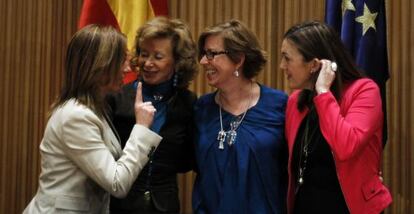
[
  {"xmin": 315, "ymin": 59, "xmax": 336, "ymax": 95},
  {"xmin": 134, "ymin": 82, "xmax": 156, "ymax": 127}
]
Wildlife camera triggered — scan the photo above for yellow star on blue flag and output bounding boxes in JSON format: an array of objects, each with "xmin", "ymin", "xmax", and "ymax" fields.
[
  {"xmin": 355, "ymin": 3, "xmax": 378, "ymax": 35},
  {"xmin": 342, "ymin": 0, "xmax": 355, "ymax": 16},
  {"xmin": 325, "ymin": 0, "xmax": 389, "ymax": 146}
]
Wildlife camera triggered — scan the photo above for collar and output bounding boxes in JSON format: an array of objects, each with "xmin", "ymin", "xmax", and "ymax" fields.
[{"xmin": 133, "ymin": 78, "xmax": 174, "ymax": 102}]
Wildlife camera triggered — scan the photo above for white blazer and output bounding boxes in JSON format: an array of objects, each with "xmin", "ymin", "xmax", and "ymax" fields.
[{"xmin": 24, "ymin": 99, "xmax": 162, "ymax": 213}]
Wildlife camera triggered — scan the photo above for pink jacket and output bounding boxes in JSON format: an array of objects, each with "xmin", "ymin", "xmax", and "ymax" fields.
[{"xmin": 285, "ymin": 78, "xmax": 392, "ymax": 214}]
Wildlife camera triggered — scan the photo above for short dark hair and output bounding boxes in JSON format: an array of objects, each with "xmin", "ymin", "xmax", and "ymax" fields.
[
  {"xmin": 134, "ymin": 17, "xmax": 198, "ymax": 89},
  {"xmin": 198, "ymin": 19, "xmax": 267, "ymax": 79}
]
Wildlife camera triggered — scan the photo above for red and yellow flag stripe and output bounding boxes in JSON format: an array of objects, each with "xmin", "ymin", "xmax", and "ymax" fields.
[{"xmin": 78, "ymin": 0, "xmax": 168, "ymax": 83}]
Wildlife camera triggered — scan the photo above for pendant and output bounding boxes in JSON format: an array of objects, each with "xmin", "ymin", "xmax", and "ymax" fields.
[
  {"xmin": 298, "ymin": 168, "xmax": 304, "ymax": 185},
  {"xmin": 228, "ymin": 130, "xmax": 237, "ymax": 146},
  {"xmin": 219, "ymin": 140, "xmax": 224, "ymax": 150},
  {"xmin": 303, "ymin": 145, "xmax": 309, "ymax": 157},
  {"xmin": 153, "ymin": 93, "xmax": 163, "ymax": 101},
  {"xmin": 217, "ymin": 130, "xmax": 226, "ymax": 150},
  {"xmin": 298, "ymin": 177, "xmax": 304, "ymax": 185},
  {"xmin": 144, "ymin": 190, "xmax": 151, "ymax": 201},
  {"xmin": 230, "ymin": 120, "xmax": 240, "ymax": 129}
]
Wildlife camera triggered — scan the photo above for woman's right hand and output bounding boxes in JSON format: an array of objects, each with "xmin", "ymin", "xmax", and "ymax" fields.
[
  {"xmin": 134, "ymin": 82, "xmax": 156, "ymax": 128},
  {"xmin": 315, "ymin": 59, "xmax": 336, "ymax": 95}
]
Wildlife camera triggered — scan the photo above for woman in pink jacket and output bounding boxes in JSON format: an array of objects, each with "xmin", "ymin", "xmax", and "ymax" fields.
[{"xmin": 280, "ymin": 21, "xmax": 392, "ymax": 214}]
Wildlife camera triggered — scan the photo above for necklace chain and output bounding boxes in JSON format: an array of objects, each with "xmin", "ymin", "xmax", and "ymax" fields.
[
  {"xmin": 217, "ymin": 82, "xmax": 254, "ymax": 150},
  {"xmin": 296, "ymin": 107, "xmax": 318, "ymax": 191}
]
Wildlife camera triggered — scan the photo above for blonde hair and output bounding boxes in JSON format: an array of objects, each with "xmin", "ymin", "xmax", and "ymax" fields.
[{"xmin": 134, "ymin": 17, "xmax": 197, "ymax": 88}]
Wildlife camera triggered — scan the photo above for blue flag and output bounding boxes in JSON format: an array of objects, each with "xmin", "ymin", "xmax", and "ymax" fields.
[{"xmin": 325, "ymin": 0, "xmax": 389, "ymax": 146}]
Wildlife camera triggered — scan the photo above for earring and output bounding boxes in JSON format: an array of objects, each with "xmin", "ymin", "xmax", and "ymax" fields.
[
  {"xmin": 233, "ymin": 69, "xmax": 239, "ymax": 77},
  {"xmin": 173, "ymin": 73, "xmax": 179, "ymax": 87}
]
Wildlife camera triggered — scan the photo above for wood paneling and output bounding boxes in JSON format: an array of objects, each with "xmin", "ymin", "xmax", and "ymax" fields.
[
  {"xmin": 0, "ymin": 0, "xmax": 83, "ymax": 213},
  {"xmin": 0, "ymin": 0, "xmax": 412, "ymax": 213},
  {"xmin": 170, "ymin": 0, "xmax": 324, "ymax": 96},
  {"xmin": 384, "ymin": 0, "xmax": 414, "ymax": 213}
]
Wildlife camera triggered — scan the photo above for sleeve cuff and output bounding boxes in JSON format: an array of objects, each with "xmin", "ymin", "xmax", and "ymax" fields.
[{"xmin": 130, "ymin": 124, "xmax": 162, "ymax": 148}]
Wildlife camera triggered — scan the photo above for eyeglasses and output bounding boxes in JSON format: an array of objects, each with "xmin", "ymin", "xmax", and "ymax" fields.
[{"xmin": 202, "ymin": 50, "xmax": 229, "ymax": 60}]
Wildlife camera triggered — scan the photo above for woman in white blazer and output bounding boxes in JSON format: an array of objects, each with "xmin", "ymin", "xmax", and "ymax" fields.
[{"xmin": 24, "ymin": 25, "xmax": 162, "ymax": 213}]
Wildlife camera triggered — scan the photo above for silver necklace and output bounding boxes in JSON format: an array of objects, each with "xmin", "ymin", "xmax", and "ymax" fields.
[
  {"xmin": 217, "ymin": 82, "xmax": 253, "ymax": 150},
  {"xmin": 296, "ymin": 107, "xmax": 317, "ymax": 189}
]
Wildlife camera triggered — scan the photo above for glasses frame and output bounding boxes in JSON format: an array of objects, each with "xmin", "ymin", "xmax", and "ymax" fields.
[{"xmin": 202, "ymin": 50, "xmax": 229, "ymax": 60}]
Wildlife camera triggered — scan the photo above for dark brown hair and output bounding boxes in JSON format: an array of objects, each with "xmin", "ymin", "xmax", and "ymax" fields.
[
  {"xmin": 198, "ymin": 19, "xmax": 267, "ymax": 79},
  {"xmin": 283, "ymin": 21, "xmax": 363, "ymax": 110}
]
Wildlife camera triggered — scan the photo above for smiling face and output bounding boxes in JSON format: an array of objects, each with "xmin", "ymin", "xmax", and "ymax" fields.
[
  {"xmin": 138, "ymin": 38, "xmax": 175, "ymax": 85},
  {"xmin": 280, "ymin": 39, "xmax": 315, "ymax": 90},
  {"xmin": 199, "ymin": 34, "xmax": 240, "ymax": 89}
]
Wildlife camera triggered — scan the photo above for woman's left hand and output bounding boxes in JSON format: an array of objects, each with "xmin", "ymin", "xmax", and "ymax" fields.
[{"xmin": 315, "ymin": 59, "xmax": 336, "ymax": 95}]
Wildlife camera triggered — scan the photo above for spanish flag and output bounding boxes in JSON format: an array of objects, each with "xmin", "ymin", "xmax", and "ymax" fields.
[{"xmin": 78, "ymin": 0, "xmax": 168, "ymax": 83}]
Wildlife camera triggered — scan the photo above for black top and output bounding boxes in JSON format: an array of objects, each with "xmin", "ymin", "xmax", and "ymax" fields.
[
  {"xmin": 106, "ymin": 81, "xmax": 197, "ymax": 214},
  {"xmin": 292, "ymin": 107, "xmax": 349, "ymax": 214}
]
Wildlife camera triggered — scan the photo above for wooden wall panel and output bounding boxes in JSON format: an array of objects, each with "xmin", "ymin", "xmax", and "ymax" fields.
[
  {"xmin": 0, "ymin": 0, "xmax": 83, "ymax": 213},
  {"xmin": 0, "ymin": 0, "xmax": 412, "ymax": 213},
  {"xmin": 170, "ymin": 0, "xmax": 324, "ymax": 96},
  {"xmin": 384, "ymin": 0, "xmax": 414, "ymax": 213}
]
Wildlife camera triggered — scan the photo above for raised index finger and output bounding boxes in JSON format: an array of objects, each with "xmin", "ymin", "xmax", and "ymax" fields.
[{"xmin": 135, "ymin": 81, "xmax": 143, "ymax": 105}]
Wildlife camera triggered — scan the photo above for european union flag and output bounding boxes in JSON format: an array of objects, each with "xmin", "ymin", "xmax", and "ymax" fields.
[{"xmin": 325, "ymin": 0, "xmax": 389, "ymax": 146}]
